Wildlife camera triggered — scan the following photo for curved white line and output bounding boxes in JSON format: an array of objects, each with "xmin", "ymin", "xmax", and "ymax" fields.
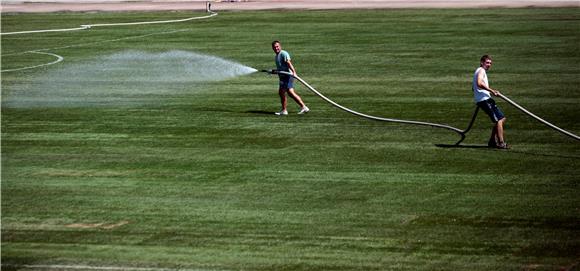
[
  {"xmin": 2, "ymin": 29, "xmax": 188, "ymax": 57},
  {"xmin": 0, "ymin": 25, "xmax": 90, "ymax": 35},
  {"xmin": 89, "ymin": 12, "xmax": 217, "ymax": 27},
  {"xmin": 1, "ymin": 9, "xmax": 216, "ymax": 72},
  {"xmin": 0, "ymin": 30, "xmax": 188, "ymax": 73},
  {"xmin": 0, "ymin": 12, "xmax": 217, "ymax": 36},
  {"xmin": 1, "ymin": 51, "xmax": 64, "ymax": 72}
]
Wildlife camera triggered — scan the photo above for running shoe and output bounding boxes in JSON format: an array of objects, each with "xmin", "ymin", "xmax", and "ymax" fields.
[
  {"xmin": 496, "ymin": 142, "xmax": 510, "ymax": 149},
  {"xmin": 275, "ymin": 110, "xmax": 288, "ymax": 116},
  {"xmin": 298, "ymin": 106, "xmax": 310, "ymax": 114}
]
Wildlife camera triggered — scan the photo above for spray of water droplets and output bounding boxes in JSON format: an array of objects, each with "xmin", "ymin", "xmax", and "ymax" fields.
[{"xmin": 3, "ymin": 50, "xmax": 257, "ymax": 107}]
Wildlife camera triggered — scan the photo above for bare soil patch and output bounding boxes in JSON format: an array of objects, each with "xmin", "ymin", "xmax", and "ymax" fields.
[{"xmin": 2, "ymin": 0, "xmax": 578, "ymax": 13}]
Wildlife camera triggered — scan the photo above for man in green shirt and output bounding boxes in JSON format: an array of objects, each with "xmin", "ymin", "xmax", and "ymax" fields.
[{"xmin": 272, "ymin": 40, "xmax": 309, "ymax": 115}]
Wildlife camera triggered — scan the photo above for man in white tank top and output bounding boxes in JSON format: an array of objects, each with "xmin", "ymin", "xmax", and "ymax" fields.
[{"xmin": 472, "ymin": 55, "xmax": 508, "ymax": 149}]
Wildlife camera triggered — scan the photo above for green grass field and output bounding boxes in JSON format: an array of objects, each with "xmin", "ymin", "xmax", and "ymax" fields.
[{"xmin": 2, "ymin": 8, "xmax": 580, "ymax": 271}]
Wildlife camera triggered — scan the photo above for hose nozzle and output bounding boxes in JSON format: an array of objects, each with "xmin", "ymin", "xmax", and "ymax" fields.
[{"xmin": 260, "ymin": 69, "xmax": 278, "ymax": 74}]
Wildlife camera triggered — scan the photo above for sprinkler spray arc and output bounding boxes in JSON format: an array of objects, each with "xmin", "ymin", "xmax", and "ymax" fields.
[{"xmin": 261, "ymin": 70, "xmax": 580, "ymax": 145}]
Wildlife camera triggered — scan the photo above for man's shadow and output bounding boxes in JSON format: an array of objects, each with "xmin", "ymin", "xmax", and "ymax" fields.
[
  {"xmin": 246, "ymin": 110, "xmax": 275, "ymax": 115},
  {"xmin": 435, "ymin": 144, "xmax": 489, "ymax": 149},
  {"xmin": 436, "ymin": 143, "xmax": 580, "ymax": 159}
]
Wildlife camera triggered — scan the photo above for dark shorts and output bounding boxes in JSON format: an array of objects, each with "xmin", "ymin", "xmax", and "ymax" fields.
[
  {"xmin": 279, "ymin": 75, "xmax": 294, "ymax": 89},
  {"xmin": 477, "ymin": 98, "xmax": 505, "ymax": 123}
]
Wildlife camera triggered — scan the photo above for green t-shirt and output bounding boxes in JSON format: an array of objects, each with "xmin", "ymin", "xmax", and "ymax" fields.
[{"xmin": 275, "ymin": 50, "xmax": 291, "ymax": 72}]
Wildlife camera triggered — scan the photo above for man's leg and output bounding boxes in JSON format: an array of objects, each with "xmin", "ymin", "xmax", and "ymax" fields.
[
  {"xmin": 490, "ymin": 118, "xmax": 508, "ymax": 149},
  {"xmin": 279, "ymin": 88, "xmax": 288, "ymax": 111},
  {"xmin": 496, "ymin": 117, "xmax": 506, "ymax": 144},
  {"xmin": 288, "ymin": 88, "xmax": 306, "ymax": 108},
  {"xmin": 489, "ymin": 126, "xmax": 498, "ymax": 147}
]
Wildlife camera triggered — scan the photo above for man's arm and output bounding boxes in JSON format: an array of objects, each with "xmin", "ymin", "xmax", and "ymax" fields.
[
  {"xmin": 477, "ymin": 70, "xmax": 499, "ymax": 96},
  {"xmin": 286, "ymin": 59, "xmax": 297, "ymax": 76}
]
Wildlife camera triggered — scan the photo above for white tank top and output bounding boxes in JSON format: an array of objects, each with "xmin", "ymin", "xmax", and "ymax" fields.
[{"xmin": 472, "ymin": 67, "xmax": 491, "ymax": 103}]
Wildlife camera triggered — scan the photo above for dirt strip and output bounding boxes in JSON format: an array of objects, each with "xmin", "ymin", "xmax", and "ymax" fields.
[{"xmin": 1, "ymin": 0, "xmax": 578, "ymax": 13}]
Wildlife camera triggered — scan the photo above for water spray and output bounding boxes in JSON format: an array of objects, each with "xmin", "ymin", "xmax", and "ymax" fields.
[
  {"xmin": 263, "ymin": 70, "xmax": 579, "ymax": 145},
  {"xmin": 4, "ymin": 50, "xmax": 256, "ymax": 108}
]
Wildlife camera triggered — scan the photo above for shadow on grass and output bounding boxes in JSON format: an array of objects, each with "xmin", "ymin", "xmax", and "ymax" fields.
[
  {"xmin": 246, "ymin": 110, "xmax": 275, "ymax": 115},
  {"xmin": 435, "ymin": 144, "xmax": 489, "ymax": 149},
  {"xmin": 436, "ymin": 144, "xmax": 580, "ymax": 159}
]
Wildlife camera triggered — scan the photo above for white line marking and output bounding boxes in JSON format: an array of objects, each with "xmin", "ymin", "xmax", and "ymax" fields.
[
  {"xmin": 1, "ymin": 25, "xmax": 91, "ymax": 35},
  {"xmin": 1, "ymin": 51, "xmax": 64, "ymax": 72},
  {"xmin": 88, "ymin": 12, "xmax": 217, "ymax": 27},
  {"xmin": 0, "ymin": 12, "xmax": 217, "ymax": 36},
  {"xmin": 0, "ymin": 29, "xmax": 188, "ymax": 73},
  {"xmin": 2, "ymin": 29, "xmax": 188, "ymax": 57},
  {"xmin": 2, "ymin": 264, "xmax": 227, "ymax": 271},
  {"xmin": 1, "ymin": 10, "xmax": 217, "ymax": 72}
]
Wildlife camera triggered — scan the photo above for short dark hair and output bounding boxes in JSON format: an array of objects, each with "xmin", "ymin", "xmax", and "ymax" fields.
[
  {"xmin": 272, "ymin": 40, "xmax": 281, "ymax": 46},
  {"xmin": 480, "ymin": 55, "xmax": 492, "ymax": 63}
]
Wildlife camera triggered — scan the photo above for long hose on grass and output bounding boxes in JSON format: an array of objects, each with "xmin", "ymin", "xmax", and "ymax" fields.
[
  {"xmin": 264, "ymin": 70, "xmax": 580, "ymax": 144},
  {"xmin": 497, "ymin": 93, "xmax": 580, "ymax": 141},
  {"xmin": 265, "ymin": 70, "xmax": 476, "ymax": 145}
]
